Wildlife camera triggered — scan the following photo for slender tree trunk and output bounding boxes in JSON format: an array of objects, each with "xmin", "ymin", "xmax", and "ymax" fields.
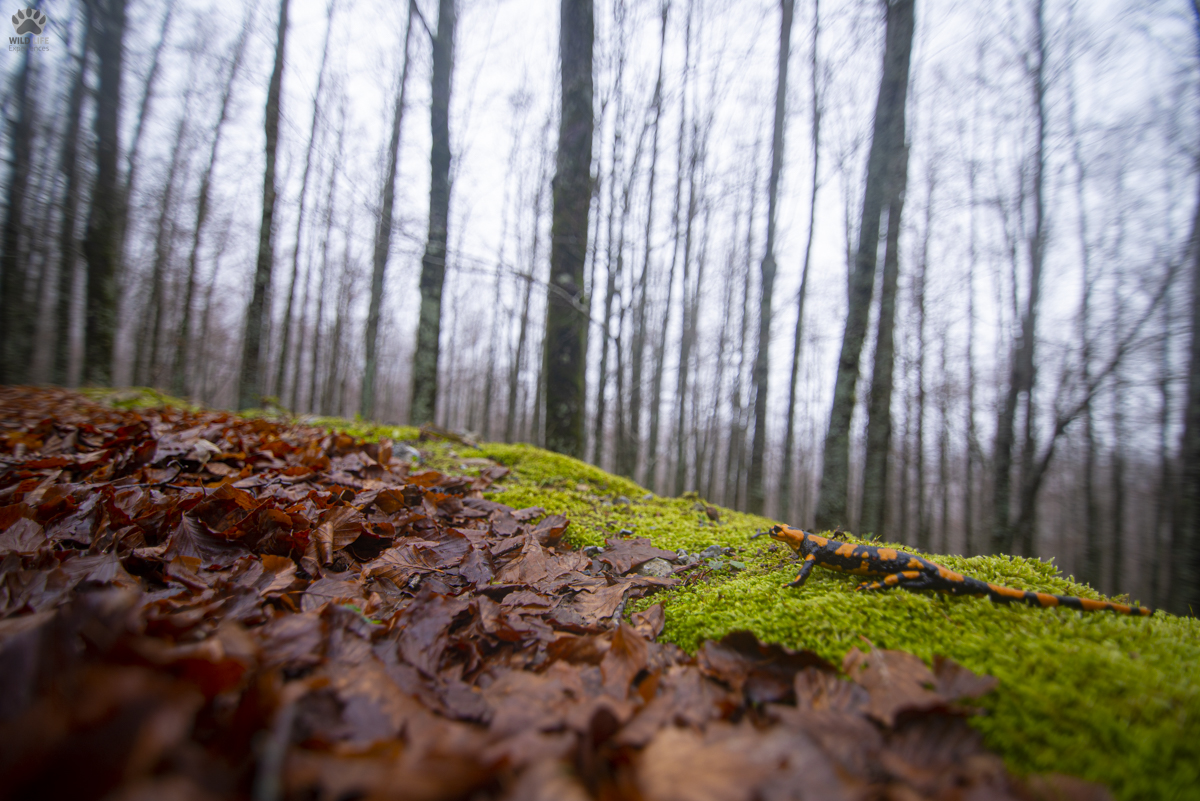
[
  {"xmin": 673, "ymin": 123, "xmax": 702, "ymax": 495},
  {"xmin": 1174, "ymin": 142, "xmax": 1200, "ymax": 613},
  {"xmin": 310, "ymin": 117, "xmax": 344, "ymax": 414},
  {"xmin": 964, "ymin": 134, "xmax": 979, "ymax": 554},
  {"xmin": 363, "ymin": 0, "xmax": 413, "ymax": 419},
  {"xmin": 137, "ymin": 96, "xmax": 192, "ymax": 386},
  {"xmin": 629, "ymin": 1, "xmax": 669, "ymax": 483},
  {"xmin": 1, "ymin": 45, "xmax": 34, "ymax": 384},
  {"xmin": 860, "ymin": 142, "xmax": 910, "ymax": 538},
  {"xmin": 82, "ymin": 0, "xmax": 128, "ymax": 387},
  {"xmin": 727, "ymin": 150, "xmax": 758, "ymax": 509},
  {"xmin": 542, "ymin": 0, "xmax": 595, "ymax": 457},
  {"xmin": 815, "ymin": 0, "xmax": 914, "ymax": 531},
  {"xmin": 171, "ymin": 9, "xmax": 251, "ymax": 396},
  {"xmin": 238, "ymin": 0, "xmax": 289, "ymax": 409},
  {"xmin": 937, "ymin": 335, "xmax": 951, "ymax": 551},
  {"xmin": 507, "ymin": 136, "xmax": 550, "ymax": 443},
  {"xmin": 118, "ymin": 0, "xmax": 174, "ymax": 262},
  {"xmin": 914, "ymin": 197, "xmax": 929, "ymax": 551},
  {"xmin": 593, "ymin": 19, "xmax": 626, "ymax": 466},
  {"xmin": 648, "ymin": 0, "xmax": 692, "ymax": 489},
  {"xmin": 53, "ymin": 9, "xmax": 93, "ymax": 387},
  {"xmin": 747, "ymin": 0, "xmax": 795, "ymax": 515},
  {"xmin": 1151, "ymin": 284, "xmax": 1173, "ymax": 606},
  {"xmin": 411, "ymin": 0, "xmax": 457, "ymax": 424},
  {"xmin": 993, "ymin": 0, "xmax": 1047, "ymax": 555},
  {"xmin": 781, "ymin": 0, "xmax": 821, "ymax": 524},
  {"xmin": 276, "ymin": 0, "xmax": 336, "ymax": 405}
]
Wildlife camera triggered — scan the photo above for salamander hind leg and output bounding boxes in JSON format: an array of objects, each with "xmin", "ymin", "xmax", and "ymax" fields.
[{"xmin": 855, "ymin": 570, "xmax": 933, "ymax": 592}]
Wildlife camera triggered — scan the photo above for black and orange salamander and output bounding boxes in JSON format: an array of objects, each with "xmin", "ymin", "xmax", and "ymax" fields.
[{"xmin": 755, "ymin": 524, "xmax": 1152, "ymax": 616}]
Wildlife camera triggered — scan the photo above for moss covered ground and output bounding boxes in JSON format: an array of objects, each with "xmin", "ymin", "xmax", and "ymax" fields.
[{"xmin": 82, "ymin": 394, "xmax": 1200, "ymax": 800}]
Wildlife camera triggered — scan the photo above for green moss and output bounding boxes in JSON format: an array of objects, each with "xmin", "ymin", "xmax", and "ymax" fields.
[{"xmin": 82, "ymin": 386, "xmax": 198, "ymax": 411}]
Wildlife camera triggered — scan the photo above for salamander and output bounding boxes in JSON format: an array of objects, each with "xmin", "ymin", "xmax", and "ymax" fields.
[{"xmin": 756, "ymin": 524, "xmax": 1152, "ymax": 616}]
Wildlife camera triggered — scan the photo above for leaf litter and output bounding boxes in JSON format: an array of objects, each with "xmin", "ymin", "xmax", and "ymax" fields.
[{"xmin": 0, "ymin": 387, "xmax": 1110, "ymax": 801}]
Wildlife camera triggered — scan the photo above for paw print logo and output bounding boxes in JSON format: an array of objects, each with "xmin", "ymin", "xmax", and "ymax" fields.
[{"xmin": 11, "ymin": 7, "xmax": 47, "ymax": 35}]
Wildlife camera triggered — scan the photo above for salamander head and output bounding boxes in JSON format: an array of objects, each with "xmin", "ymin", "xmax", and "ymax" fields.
[{"xmin": 755, "ymin": 524, "xmax": 810, "ymax": 555}]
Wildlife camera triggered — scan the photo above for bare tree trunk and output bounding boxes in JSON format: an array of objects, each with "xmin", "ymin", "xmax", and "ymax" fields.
[
  {"xmin": 673, "ymin": 120, "xmax": 702, "ymax": 495},
  {"xmin": 363, "ymin": 0, "xmax": 413, "ymax": 419},
  {"xmin": 914, "ymin": 191, "xmax": 929, "ymax": 551},
  {"xmin": 1173, "ymin": 64, "xmax": 1200, "ymax": 613},
  {"xmin": 411, "ymin": 0, "xmax": 457, "ymax": 424},
  {"xmin": 53, "ymin": 9, "xmax": 93, "ymax": 387},
  {"xmin": 993, "ymin": 0, "xmax": 1047, "ymax": 555},
  {"xmin": 137, "ymin": 92, "xmax": 192, "ymax": 386},
  {"xmin": 747, "ymin": 0, "xmax": 795, "ymax": 514},
  {"xmin": 1151, "ymin": 284, "xmax": 1173, "ymax": 606},
  {"xmin": 276, "ymin": 0, "xmax": 336, "ymax": 405},
  {"xmin": 648, "ymin": 0, "xmax": 692, "ymax": 490},
  {"xmin": 1, "ymin": 45, "xmax": 34, "ymax": 384},
  {"xmin": 860, "ymin": 141, "xmax": 910, "ymax": 538},
  {"xmin": 171, "ymin": 8, "xmax": 251, "ymax": 397},
  {"xmin": 310, "ymin": 115, "xmax": 344, "ymax": 414},
  {"xmin": 629, "ymin": 0, "xmax": 669, "ymax": 483},
  {"xmin": 542, "ymin": 0, "xmax": 595, "ymax": 457},
  {"xmin": 815, "ymin": 0, "xmax": 914, "ymax": 532},
  {"xmin": 726, "ymin": 149, "xmax": 758, "ymax": 509},
  {"xmin": 118, "ymin": 0, "xmax": 174, "ymax": 262},
  {"xmin": 781, "ymin": 0, "xmax": 821, "ymax": 524},
  {"xmin": 238, "ymin": 0, "xmax": 289, "ymax": 409},
  {"xmin": 82, "ymin": 0, "xmax": 128, "ymax": 387},
  {"xmin": 593, "ymin": 10, "xmax": 627, "ymax": 466}
]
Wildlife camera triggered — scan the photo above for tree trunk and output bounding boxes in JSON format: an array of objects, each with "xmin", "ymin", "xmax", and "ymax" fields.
[
  {"xmin": 593, "ymin": 19, "xmax": 626, "ymax": 466},
  {"xmin": 171, "ymin": 8, "xmax": 251, "ymax": 397},
  {"xmin": 629, "ymin": 0, "xmax": 669, "ymax": 483},
  {"xmin": 1, "ymin": 44, "xmax": 34, "ymax": 384},
  {"xmin": 815, "ymin": 0, "xmax": 914, "ymax": 532},
  {"xmin": 747, "ymin": 0, "xmax": 795, "ymax": 515},
  {"xmin": 542, "ymin": 0, "xmax": 595, "ymax": 457},
  {"xmin": 411, "ymin": 0, "xmax": 457, "ymax": 424},
  {"xmin": 137, "ymin": 96, "xmax": 192, "ymax": 386},
  {"xmin": 238, "ymin": 0, "xmax": 289, "ymax": 409},
  {"xmin": 276, "ymin": 0, "xmax": 336, "ymax": 405},
  {"xmin": 672, "ymin": 121, "xmax": 701, "ymax": 495},
  {"xmin": 1173, "ymin": 152, "xmax": 1200, "ymax": 614},
  {"xmin": 310, "ymin": 118, "xmax": 344, "ymax": 414},
  {"xmin": 52, "ymin": 9, "xmax": 93, "ymax": 387},
  {"xmin": 118, "ymin": 0, "xmax": 174, "ymax": 262},
  {"xmin": 82, "ymin": 0, "xmax": 128, "ymax": 387},
  {"xmin": 781, "ymin": 0, "xmax": 821, "ymax": 524},
  {"xmin": 859, "ymin": 142, "xmax": 910, "ymax": 538},
  {"xmin": 993, "ymin": 0, "xmax": 1046, "ymax": 555},
  {"xmin": 362, "ymin": 0, "xmax": 413, "ymax": 419}
]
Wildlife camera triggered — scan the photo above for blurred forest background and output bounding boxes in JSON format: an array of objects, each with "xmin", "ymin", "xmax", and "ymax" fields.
[{"xmin": 2, "ymin": 0, "xmax": 1199, "ymax": 614}]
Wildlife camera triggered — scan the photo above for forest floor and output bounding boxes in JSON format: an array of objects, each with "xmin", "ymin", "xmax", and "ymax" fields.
[{"xmin": 0, "ymin": 386, "xmax": 1196, "ymax": 801}]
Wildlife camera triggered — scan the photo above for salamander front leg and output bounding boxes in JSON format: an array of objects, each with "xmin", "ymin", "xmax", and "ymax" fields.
[{"xmin": 786, "ymin": 553, "xmax": 817, "ymax": 588}]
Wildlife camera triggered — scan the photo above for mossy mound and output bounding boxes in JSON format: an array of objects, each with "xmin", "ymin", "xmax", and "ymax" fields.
[{"xmin": 474, "ymin": 440, "xmax": 1200, "ymax": 801}]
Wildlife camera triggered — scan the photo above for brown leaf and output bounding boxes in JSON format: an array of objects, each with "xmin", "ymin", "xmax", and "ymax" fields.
[
  {"xmin": 314, "ymin": 505, "xmax": 364, "ymax": 565},
  {"xmin": 698, "ymin": 630, "xmax": 834, "ymax": 704},
  {"xmin": 630, "ymin": 603, "xmax": 666, "ymax": 641},
  {"xmin": 397, "ymin": 591, "xmax": 471, "ymax": 677},
  {"xmin": 598, "ymin": 536, "xmax": 677, "ymax": 575},
  {"xmin": 0, "ymin": 517, "xmax": 45, "ymax": 556},
  {"xmin": 843, "ymin": 646, "xmax": 958, "ymax": 727},
  {"xmin": 495, "ymin": 533, "xmax": 550, "ymax": 586},
  {"xmin": 302, "ymin": 577, "xmax": 364, "ymax": 613},
  {"xmin": 600, "ymin": 622, "xmax": 649, "ymax": 699}
]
